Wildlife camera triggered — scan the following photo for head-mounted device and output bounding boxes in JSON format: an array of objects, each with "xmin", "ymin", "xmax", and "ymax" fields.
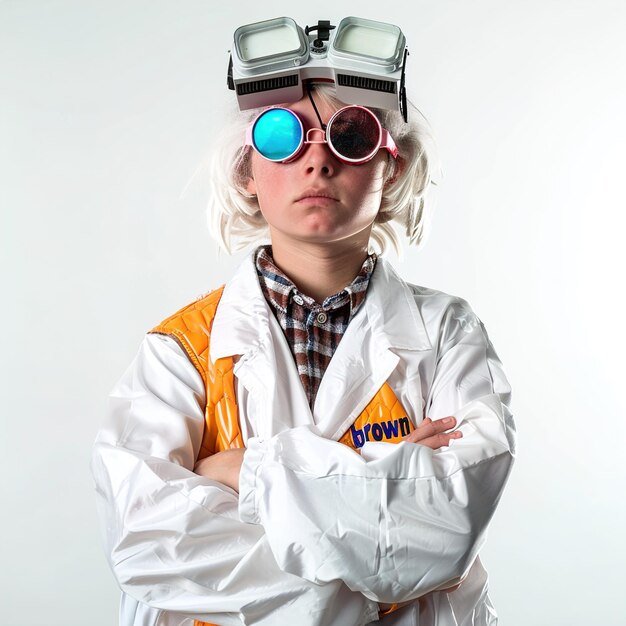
[{"xmin": 227, "ymin": 16, "xmax": 409, "ymax": 121}]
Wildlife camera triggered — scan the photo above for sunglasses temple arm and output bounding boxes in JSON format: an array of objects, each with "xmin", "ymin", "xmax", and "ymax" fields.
[
  {"xmin": 382, "ymin": 130, "xmax": 399, "ymax": 159},
  {"xmin": 244, "ymin": 125, "xmax": 253, "ymax": 147}
]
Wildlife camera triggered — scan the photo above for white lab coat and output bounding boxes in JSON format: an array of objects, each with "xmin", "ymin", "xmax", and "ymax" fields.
[{"xmin": 91, "ymin": 252, "xmax": 516, "ymax": 626}]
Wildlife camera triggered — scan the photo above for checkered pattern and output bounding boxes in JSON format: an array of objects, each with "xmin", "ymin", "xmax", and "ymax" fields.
[{"xmin": 255, "ymin": 245, "xmax": 376, "ymax": 408}]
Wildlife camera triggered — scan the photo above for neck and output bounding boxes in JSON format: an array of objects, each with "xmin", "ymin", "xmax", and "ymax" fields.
[{"xmin": 268, "ymin": 234, "xmax": 372, "ymax": 304}]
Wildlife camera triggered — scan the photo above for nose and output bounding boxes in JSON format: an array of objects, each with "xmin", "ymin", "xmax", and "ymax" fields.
[{"xmin": 300, "ymin": 127, "xmax": 336, "ymax": 177}]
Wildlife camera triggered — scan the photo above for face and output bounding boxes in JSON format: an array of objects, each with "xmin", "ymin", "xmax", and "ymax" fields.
[{"xmin": 246, "ymin": 95, "xmax": 388, "ymax": 249}]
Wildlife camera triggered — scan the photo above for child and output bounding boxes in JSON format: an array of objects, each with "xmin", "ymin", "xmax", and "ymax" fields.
[{"xmin": 92, "ymin": 17, "xmax": 515, "ymax": 626}]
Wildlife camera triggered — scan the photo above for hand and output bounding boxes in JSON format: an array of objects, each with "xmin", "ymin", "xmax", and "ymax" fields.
[
  {"xmin": 403, "ymin": 416, "xmax": 462, "ymax": 449},
  {"xmin": 194, "ymin": 448, "xmax": 245, "ymax": 492}
]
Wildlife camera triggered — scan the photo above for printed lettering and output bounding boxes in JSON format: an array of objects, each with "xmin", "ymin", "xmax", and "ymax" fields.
[
  {"xmin": 380, "ymin": 420, "xmax": 399, "ymax": 439},
  {"xmin": 350, "ymin": 424, "xmax": 365, "ymax": 448},
  {"xmin": 351, "ymin": 418, "xmax": 412, "ymax": 448},
  {"xmin": 399, "ymin": 417, "xmax": 410, "ymax": 437},
  {"xmin": 363, "ymin": 424, "xmax": 372, "ymax": 441}
]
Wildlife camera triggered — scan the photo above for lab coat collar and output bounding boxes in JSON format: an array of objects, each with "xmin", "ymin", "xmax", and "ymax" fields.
[
  {"xmin": 209, "ymin": 252, "xmax": 270, "ymax": 363},
  {"xmin": 210, "ymin": 251, "xmax": 433, "ymax": 362},
  {"xmin": 365, "ymin": 257, "xmax": 432, "ymax": 352}
]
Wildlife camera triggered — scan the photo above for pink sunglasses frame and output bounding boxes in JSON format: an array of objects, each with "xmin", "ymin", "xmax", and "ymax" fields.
[{"xmin": 244, "ymin": 104, "xmax": 399, "ymax": 165}]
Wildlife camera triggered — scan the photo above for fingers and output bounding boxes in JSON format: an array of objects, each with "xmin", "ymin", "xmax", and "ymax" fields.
[
  {"xmin": 404, "ymin": 415, "xmax": 454, "ymax": 442},
  {"xmin": 403, "ymin": 415, "xmax": 463, "ymax": 450},
  {"xmin": 416, "ymin": 430, "xmax": 462, "ymax": 449}
]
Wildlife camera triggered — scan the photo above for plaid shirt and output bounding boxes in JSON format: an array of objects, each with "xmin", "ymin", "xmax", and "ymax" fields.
[{"xmin": 255, "ymin": 245, "xmax": 377, "ymax": 409}]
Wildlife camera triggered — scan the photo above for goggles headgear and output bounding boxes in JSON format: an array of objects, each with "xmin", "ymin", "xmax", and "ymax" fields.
[{"xmin": 228, "ymin": 16, "xmax": 409, "ymax": 122}]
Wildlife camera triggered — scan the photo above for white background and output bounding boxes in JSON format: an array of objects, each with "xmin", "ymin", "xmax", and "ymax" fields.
[{"xmin": 2, "ymin": 1, "xmax": 625, "ymax": 625}]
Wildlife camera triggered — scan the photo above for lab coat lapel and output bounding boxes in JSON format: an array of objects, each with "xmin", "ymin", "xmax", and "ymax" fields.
[
  {"xmin": 313, "ymin": 258, "xmax": 432, "ymax": 440},
  {"xmin": 312, "ymin": 311, "xmax": 400, "ymax": 440},
  {"xmin": 210, "ymin": 253, "xmax": 314, "ymax": 440},
  {"xmin": 237, "ymin": 313, "xmax": 314, "ymax": 439}
]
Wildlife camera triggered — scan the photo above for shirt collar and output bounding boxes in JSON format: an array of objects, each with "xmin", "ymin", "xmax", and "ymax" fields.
[{"xmin": 254, "ymin": 244, "xmax": 377, "ymax": 317}]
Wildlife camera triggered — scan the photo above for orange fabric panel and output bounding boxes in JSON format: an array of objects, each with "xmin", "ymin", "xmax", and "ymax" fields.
[
  {"xmin": 338, "ymin": 381, "xmax": 415, "ymax": 450},
  {"xmin": 150, "ymin": 286, "xmax": 225, "ymax": 386},
  {"xmin": 199, "ymin": 354, "xmax": 244, "ymax": 459},
  {"xmin": 149, "ymin": 285, "xmax": 244, "ymax": 462}
]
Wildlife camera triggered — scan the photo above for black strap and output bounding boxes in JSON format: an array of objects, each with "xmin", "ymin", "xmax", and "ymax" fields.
[{"xmin": 306, "ymin": 82, "xmax": 327, "ymax": 131}]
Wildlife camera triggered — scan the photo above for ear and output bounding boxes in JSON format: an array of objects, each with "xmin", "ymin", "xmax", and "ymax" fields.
[
  {"xmin": 246, "ymin": 175, "xmax": 257, "ymax": 196},
  {"xmin": 384, "ymin": 155, "xmax": 406, "ymax": 189}
]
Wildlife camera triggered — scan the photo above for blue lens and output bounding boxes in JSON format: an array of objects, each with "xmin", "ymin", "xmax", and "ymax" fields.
[{"xmin": 252, "ymin": 108, "xmax": 302, "ymax": 161}]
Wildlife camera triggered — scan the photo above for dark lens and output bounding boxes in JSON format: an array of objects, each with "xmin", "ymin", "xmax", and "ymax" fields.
[
  {"xmin": 328, "ymin": 107, "xmax": 380, "ymax": 161},
  {"xmin": 252, "ymin": 108, "xmax": 302, "ymax": 161}
]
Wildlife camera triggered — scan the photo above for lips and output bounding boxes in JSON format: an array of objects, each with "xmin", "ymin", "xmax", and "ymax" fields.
[{"xmin": 296, "ymin": 189, "xmax": 339, "ymax": 202}]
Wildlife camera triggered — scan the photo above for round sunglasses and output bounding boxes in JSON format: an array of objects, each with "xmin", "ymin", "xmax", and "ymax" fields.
[{"xmin": 244, "ymin": 105, "xmax": 399, "ymax": 165}]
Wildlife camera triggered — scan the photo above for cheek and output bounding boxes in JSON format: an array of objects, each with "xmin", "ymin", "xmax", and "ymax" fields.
[
  {"xmin": 249, "ymin": 156, "xmax": 293, "ymax": 202},
  {"xmin": 356, "ymin": 162, "xmax": 388, "ymax": 224},
  {"xmin": 363, "ymin": 153, "xmax": 387, "ymax": 182},
  {"xmin": 353, "ymin": 160, "xmax": 387, "ymax": 201}
]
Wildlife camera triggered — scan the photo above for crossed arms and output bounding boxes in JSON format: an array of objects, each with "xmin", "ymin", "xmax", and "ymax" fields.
[{"xmin": 91, "ymin": 300, "xmax": 515, "ymax": 625}]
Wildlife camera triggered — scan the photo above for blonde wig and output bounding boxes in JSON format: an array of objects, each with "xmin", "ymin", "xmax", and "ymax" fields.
[{"xmin": 206, "ymin": 85, "xmax": 439, "ymax": 255}]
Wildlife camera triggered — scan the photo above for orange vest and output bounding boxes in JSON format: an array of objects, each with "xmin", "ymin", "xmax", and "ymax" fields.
[{"xmin": 150, "ymin": 286, "xmax": 412, "ymax": 624}]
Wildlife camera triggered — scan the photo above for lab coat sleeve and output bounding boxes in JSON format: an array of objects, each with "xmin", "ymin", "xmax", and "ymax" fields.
[
  {"xmin": 238, "ymin": 297, "xmax": 516, "ymax": 604},
  {"xmin": 91, "ymin": 333, "xmax": 378, "ymax": 626}
]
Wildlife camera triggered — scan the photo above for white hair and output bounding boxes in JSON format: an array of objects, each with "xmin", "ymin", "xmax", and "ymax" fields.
[{"xmin": 206, "ymin": 85, "xmax": 439, "ymax": 255}]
